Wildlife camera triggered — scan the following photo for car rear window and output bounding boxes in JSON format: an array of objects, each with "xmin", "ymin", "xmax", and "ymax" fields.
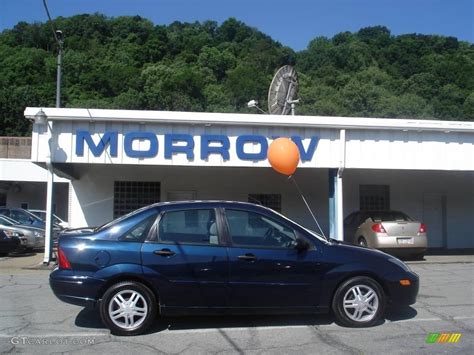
[{"xmin": 370, "ymin": 211, "xmax": 413, "ymax": 222}]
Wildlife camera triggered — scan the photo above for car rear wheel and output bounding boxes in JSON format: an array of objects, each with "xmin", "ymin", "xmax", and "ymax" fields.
[
  {"xmin": 100, "ymin": 281, "xmax": 157, "ymax": 336},
  {"xmin": 358, "ymin": 237, "xmax": 368, "ymax": 247},
  {"xmin": 332, "ymin": 276, "xmax": 385, "ymax": 327}
]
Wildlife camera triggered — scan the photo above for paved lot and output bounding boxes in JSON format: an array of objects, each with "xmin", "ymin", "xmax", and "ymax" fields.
[{"xmin": 0, "ymin": 253, "xmax": 472, "ymax": 354}]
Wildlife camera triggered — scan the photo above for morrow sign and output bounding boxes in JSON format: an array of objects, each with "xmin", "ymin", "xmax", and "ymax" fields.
[{"xmin": 76, "ymin": 131, "xmax": 319, "ymax": 161}]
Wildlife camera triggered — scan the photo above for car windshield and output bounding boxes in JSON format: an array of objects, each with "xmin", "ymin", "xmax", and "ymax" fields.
[
  {"xmin": 370, "ymin": 211, "xmax": 413, "ymax": 222},
  {"xmin": 30, "ymin": 211, "xmax": 46, "ymax": 220},
  {"xmin": 21, "ymin": 210, "xmax": 44, "ymax": 223}
]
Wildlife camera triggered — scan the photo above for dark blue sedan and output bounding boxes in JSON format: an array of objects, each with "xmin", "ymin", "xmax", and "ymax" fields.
[{"xmin": 50, "ymin": 201, "xmax": 419, "ymax": 336}]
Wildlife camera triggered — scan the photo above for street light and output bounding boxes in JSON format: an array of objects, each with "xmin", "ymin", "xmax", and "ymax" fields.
[{"xmin": 34, "ymin": 109, "xmax": 47, "ymax": 125}]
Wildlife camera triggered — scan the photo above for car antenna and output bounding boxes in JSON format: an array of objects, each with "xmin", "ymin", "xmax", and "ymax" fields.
[{"xmin": 289, "ymin": 175, "xmax": 329, "ymax": 241}]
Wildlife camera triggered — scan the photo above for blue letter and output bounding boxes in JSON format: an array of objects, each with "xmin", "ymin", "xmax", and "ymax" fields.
[
  {"xmin": 291, "ymin": 136, "xmax": 319, "ymax": 161},
  {"xmin": 76, "ymin": 131, "xmax": 118, "ymax": 157},
  {"xmin": 124, "ymin": 132, "xmax": 158, "ymax": 158},
  {"xmin": 164, "ymin": 134, "xmax": 194, "ymax": 160},
  {"xmin": 201, "ymin": 135, "xmax": 230, "ymax": 160},
  {"xmin": 236, "ymin": 135, "xmax": 268, "ymax": 160}
]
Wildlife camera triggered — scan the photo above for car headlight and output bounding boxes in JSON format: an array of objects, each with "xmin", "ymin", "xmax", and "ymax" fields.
[
  {"xmin": 4, "ymin": 230, "xmax": 21, "ymax": 238},
  {"xmin": 34, "ymin": 231, "xmax": 44, "ymax": 238},
  {"xmin": 388, "ymin": 257, "xmax": 411, "ymax": 272}
]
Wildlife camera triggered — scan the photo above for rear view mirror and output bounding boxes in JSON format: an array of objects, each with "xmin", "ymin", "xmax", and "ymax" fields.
[{"xmin": 294, "ymin": 238, "xmax": 309, "ymax": 252}]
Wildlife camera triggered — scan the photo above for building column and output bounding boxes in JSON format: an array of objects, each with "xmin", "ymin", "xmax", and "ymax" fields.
[{"xmin": 328, "ymin": 168, "xmax": 344, "ymax": 241}]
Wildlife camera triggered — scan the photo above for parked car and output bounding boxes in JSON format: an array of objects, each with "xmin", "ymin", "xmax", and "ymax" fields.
[
  {"xmin": 0, "ymin": 215, "xmax": 45, "ymax": 250},
  {"xmin": 343, "ymin": 210, "xmax": 427, "ymax": 258},
  {"xmin": 0, "ymin": 229, "xmax": 28, "ymax": 256},
  {"xmin": 0, "ymin": 207, "xmax": 46, "ymax": 229},
  {"xmin": 50, "ymin": 201, "xmax": 419, "ymax": 336},
  {"xmin": 29, "ymin": 209, "xmax": 69, "ymax": 229}
]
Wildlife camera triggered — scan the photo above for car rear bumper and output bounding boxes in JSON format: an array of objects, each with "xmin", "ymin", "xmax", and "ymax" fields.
[
  {"xmin": 373, "ymin": 235, "xmax": 427, "ymax": 251},
  {"xmin": 385, "ymin": 271, "xmax": 419, "ymax": 305},
  {"xmin": 49, "ymin": 268, "xmax": 105, "ymax": 308}
]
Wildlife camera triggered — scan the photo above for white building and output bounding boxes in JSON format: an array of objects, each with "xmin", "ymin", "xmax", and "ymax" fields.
[{"xmin": 13, "ymin": 107, "xmax": 474, "ymax": 249}]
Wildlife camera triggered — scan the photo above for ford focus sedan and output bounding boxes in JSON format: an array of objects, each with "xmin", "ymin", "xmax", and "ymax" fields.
[{"xmin": 50, "ymin": 201, "xmax": 419, "ymax": 336}]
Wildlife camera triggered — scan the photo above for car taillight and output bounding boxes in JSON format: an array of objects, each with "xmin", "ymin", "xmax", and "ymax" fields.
[
  {"xmin": 371, "ymin": 223, "xmax": 387, "ymax": 233},
  {"xmin": 58, "ymin": 247, "xmax": 72, "ymax": 270},
  {"xmin": 419, "ymin": 223, "xmax": 427, "ymax": 234}
]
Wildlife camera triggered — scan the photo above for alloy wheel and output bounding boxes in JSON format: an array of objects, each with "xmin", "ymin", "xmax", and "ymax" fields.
[
  {"xmin": 342, "ymin": 284, "xmax": 379, "ymax": 322},
  {"xmin": 108, "ymin": 289, "xmax": 148, "ymax": 330}
]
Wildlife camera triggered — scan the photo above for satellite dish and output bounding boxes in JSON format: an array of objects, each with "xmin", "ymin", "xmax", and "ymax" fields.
[{"xmin": 268, "ymin": 65, "xmax": 299, "ymax": 115}]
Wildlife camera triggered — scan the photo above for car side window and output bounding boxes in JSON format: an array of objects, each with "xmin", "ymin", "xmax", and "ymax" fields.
[
  {"xmin": 225, "ymin": 209, "xmax": 296, "ymax": 248},
  {"xmin": 119, "ymin": 215, "xmax": 156, "ymax": 242},
  {"xmin": 158, "ymin": 209, "xmax": 218, "ymax": 245}
]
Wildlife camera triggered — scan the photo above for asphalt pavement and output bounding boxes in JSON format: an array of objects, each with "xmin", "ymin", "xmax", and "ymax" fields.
[{"xmin": 0, "ymin": 253, "xmax": 472, "ymax": 354}]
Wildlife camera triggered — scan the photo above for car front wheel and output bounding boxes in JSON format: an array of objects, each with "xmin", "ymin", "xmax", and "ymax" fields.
[
  {"xmin": 332, "ymin": 276, "xmax": 385, "ymax": 327},
  {"xmin": 100, "ymin": 281, "xmax": 157, "ymax": 336}
]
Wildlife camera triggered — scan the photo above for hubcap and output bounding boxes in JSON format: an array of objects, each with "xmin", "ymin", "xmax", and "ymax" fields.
[
  {"xmin": 108, "ymin": 290, "xmax": 148, "ymax": 329},
  {"xmin": 342, "ymin": 285, "xmax": 379, "ymax": 322}
]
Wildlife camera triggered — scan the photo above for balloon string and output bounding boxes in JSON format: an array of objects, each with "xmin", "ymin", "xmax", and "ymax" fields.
[{"xmin": 289, "ymin": 175, "xmax": 327, "ymax": 238}]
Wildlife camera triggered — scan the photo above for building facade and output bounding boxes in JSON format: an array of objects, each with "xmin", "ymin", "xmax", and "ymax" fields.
[{"xmin": 22, "ymin": 107, "xmax": 474, "ymax": 249}]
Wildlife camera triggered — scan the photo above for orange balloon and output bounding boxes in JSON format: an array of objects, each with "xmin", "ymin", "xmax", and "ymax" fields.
[{"xmin": 267, "ymin": 137, "xmax": 300, "ymax": 176}]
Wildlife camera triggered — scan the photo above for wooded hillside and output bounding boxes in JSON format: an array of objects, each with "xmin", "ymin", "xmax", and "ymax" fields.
[{"xmin": 1, "ymin": 14, "xmax": 472, "ymax": 135}]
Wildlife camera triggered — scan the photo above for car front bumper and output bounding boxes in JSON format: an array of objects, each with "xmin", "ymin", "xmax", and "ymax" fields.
[
  {"xmin": 384, "ymin": 270, "xmax": 419, "ymax": 306},
  {"xmin": 49, "ymin": 268, "xmax": 105, "ymax": 308}
]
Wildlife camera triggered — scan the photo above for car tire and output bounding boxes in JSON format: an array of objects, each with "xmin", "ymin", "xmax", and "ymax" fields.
[
  {"xmin": 332, "ymin": 276, "xmax": 386, "ymax": 327},
  {"xmin": 358, "ymin": 237, "xmax": 368, "ymax": 247},
  {"xmin": 412, "ymin": 253, "xmax": 425, "ymax": 260},
  {"xmin": 100, "ymin": 281, "xmax": 157, "ymax": 336}
]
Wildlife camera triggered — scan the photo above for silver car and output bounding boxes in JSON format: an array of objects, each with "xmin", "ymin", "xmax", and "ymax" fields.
[
  {"xmin": 0, "ymin": 215, "xmax": 45, "ymax": 250},
  {"xmin": 344, "ymin": 210, "xmax": 427, "ymax": 258}
]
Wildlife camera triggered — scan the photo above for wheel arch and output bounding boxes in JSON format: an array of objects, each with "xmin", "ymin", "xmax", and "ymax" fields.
[
  {"xmin": 96, "ymin": 274, "xmax": 160, "ymax": 308},
  {"xmin": 330, "ymin": 271, "xmax": 391, "ymax": 306}
]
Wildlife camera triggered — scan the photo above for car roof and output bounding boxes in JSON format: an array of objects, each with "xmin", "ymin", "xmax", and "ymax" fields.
[{"xmin": 152, "ymin": 200, "xmax": 272, "ymax": 211}]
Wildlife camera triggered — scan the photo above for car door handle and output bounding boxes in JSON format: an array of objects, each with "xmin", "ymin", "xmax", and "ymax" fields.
[
  {"xmin": 237, "ymin": 253, "xmax": 257, "ymax": 261},
  {"xmin": 154, "ymin": 249, "xmax": 175, "ymax": 257}
]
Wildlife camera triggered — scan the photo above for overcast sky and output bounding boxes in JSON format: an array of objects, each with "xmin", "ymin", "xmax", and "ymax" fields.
[{"xmin": 1, "ymin": 0, "xmax": 472, "ymax": 50}]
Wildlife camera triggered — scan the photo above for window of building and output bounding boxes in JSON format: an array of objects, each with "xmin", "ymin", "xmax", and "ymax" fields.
[
  {"xmin": 248, "ymin": 194, "xmax": 282, "ymax": 212},
  {"xmin": 113, "ymin": 181, "xmax": 161, "ymax": 218},
  {"xmin": 158, "ymin": 209, "xmax": 217, "ymax": 245},
  {"xmin": 359, "ymin": 185, "xmax": 390, "ymax": 211},
  {"xmin": 20, "ymin": 203, "xmax": 28, "ymax": 209}
]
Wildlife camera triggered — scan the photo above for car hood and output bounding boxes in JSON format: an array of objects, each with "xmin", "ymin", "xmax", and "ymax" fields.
[
  {"xmin": 328, "ymin": 239, "xmax": 394, "ymax": 262},
  {"xmin": 0, "ymin": 224, "xmax": 44, "ymax": 234}
]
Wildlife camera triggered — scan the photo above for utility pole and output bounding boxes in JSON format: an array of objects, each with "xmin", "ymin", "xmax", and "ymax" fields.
[{"xmin": 42, "ymin": 0, "xmax": 63, "ymax": 264}]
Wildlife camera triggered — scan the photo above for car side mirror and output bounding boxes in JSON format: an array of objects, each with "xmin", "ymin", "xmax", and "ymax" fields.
[{"xmin": 294, "ymin": 238, "xmax": 310, "ymax": 252}]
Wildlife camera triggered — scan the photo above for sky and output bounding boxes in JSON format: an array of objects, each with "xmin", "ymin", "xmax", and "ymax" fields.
[{"xmin": 0, "ymin": 0, "xmax": 472, "ymax": 50}]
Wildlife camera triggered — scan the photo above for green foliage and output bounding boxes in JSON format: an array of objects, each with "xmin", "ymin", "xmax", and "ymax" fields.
[{"xmin": 0, "ymin": 14, "xmax": 472, "ymax": 136}]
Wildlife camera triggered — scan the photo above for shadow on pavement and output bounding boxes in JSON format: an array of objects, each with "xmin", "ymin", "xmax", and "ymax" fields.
[
  {"xmin": 385, "ymin": 306, "xmax": 418, "ymax": 322},
  {"xmin": 8, "ymin": 252, "xmax": 37, "ymax": 258},
  {"xmin": 75, "ymin": 306, "xmax": 418, "ymax": 334}
]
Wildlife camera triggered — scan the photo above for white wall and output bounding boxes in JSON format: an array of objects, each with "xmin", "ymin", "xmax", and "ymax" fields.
[
  {"xmin": 0, "ymin": 159, "xmax": 68, "ymax": 182},
  {"xmin": 68, "ymin": 165, "xmax": 330, "ymax": 233}
]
